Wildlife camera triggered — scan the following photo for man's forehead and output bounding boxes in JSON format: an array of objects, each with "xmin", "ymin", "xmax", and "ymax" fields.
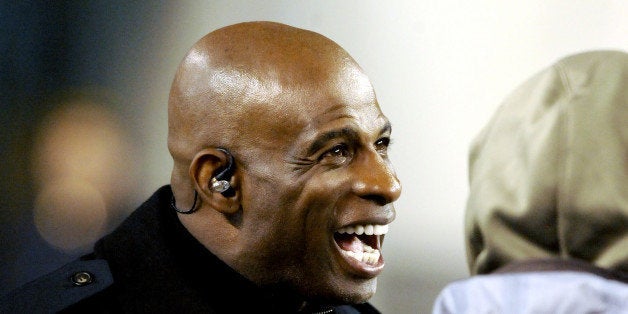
[
  {"xmin": 236, "ymin": 89, "xmax": 385, "ymax": 146},
  {"xmin": 329, "ymin": 65, "xmax": 375, "ymax": 105},
  {"xmin": 290, "ymin": 101, "xmax": 388, "ymax": 146},
  {"xmin": 206, "ymin": 55, "xmax": 376, "ymax": 118},
  {"xmin": 251, "ymin": 74, "xmax": 381, "ymax": 130}
]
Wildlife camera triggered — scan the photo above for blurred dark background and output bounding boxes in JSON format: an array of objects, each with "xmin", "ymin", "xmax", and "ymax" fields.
[{"xmin": 0, "ymin": 1, "xmax": 170, "ymax": 295}]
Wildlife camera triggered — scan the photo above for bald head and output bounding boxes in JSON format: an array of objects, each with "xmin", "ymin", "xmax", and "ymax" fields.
[{"xmin": 168, "ymin": 22, "xmax": 362, "ymax": 169}]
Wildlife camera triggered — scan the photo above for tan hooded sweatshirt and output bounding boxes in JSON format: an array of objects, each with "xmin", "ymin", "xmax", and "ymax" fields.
[{"xmin": 466, "ymin": 50, "xmax": 628, "ymax": 275}]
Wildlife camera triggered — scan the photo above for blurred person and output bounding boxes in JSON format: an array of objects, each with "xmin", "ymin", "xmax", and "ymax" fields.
[
  {"xmin": 1, "ymin": 21, "xmax": 401, "ymax": 313},
  {"xmin": 433, "ymin": 50, "xmax": 628, "ymax": 313}
]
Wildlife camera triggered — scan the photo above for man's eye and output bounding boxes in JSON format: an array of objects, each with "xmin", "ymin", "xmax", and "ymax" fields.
[
  {"xmin": 375, "ymin": 137, "xmax": 390, "ymax": 155},
  {"xmin": 319, "ymin": 144, "xmax": 350, "ymax": 164}
]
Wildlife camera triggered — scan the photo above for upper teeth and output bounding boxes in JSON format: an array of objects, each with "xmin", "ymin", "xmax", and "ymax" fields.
[{"xmin": 336, "ymin": 224, "xmax": 389, "ymax": 236}]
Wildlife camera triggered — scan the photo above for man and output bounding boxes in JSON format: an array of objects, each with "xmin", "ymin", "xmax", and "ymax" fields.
[
  {"xmin": 1, "ymin": 21, "xmax": 401, "ymax": 313},
  {"xmin": 433, "ymin": 50, "xmax": 628, "ymax": 313}
]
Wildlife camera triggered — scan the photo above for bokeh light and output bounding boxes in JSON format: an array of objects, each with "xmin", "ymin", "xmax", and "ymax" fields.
[{"xmin": 31, "ymin": 97, "xmax": 135, "ymax": 252}]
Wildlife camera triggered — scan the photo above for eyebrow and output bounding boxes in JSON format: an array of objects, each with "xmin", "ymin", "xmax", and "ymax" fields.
[{"xmin": 305, "ymin": 121, "xmax": 392, "ymax": 156}]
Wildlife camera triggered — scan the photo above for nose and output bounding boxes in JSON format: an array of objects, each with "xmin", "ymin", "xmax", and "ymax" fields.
[{"xmin": 351, "ymin": 151, "xmax": 402, "ymax": 205}]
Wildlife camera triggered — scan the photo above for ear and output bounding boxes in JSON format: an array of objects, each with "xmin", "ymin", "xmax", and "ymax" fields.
[{"xmin": 189, "ymin": 148, "xmax": 240, "ymax": 214}]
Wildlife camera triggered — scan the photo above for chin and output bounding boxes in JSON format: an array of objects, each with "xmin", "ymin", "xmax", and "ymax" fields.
[
  {"xmin": 304, "ymin": 277, "xmax": 377, "ymax": 305},
  {"xmin": 339, "ymin": 279, "xmax": 377, "ymax": 304}
]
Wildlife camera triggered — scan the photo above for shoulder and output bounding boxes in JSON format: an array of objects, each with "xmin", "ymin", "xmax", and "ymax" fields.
[
  {"xmin": 432, "ymin": 271, "xmax": 628, "ymax": 314},
  {"xmin": 0, "ymin": 258, "xmax": 114, "ymax": 313}
]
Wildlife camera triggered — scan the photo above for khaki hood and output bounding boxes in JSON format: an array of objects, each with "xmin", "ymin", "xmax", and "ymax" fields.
[{"xmin": 466, "ymin": 50, "xmax": 628, "ymax": 275}]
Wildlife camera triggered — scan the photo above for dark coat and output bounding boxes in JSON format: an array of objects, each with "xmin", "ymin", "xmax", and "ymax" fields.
[{"xmin": 1, "ymin": 186, "xmax": 380, "ymax": 314}]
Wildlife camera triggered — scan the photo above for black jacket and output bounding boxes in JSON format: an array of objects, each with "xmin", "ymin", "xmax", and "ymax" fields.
[{"xmin": 1, "ymin": 186, "xmax": 380, "ymax": 314}]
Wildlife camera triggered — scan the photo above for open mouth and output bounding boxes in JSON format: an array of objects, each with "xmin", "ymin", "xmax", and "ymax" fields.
[{"xmin": 333, "ymin": 224, "xmax": 388, "ymax": 268}]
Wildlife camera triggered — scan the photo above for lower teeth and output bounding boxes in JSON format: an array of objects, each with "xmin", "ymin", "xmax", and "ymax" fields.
[{"xmin": 345, "ymin": 250, "xmax": 380, "ymax": 264}]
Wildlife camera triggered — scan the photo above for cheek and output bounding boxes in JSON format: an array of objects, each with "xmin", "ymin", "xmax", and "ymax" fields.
[
  {"xmin": 237, "ymin": 167, "xmax": 352, "ymax": 281},
  {"xmin": 292, "ymin": 172, "xmax": 351, "ymax": 254},
  {"xmin": 238, "ymin": 177, "xmax": 307, "ymax": 261},
  {"xmin": 301, "ymin": 170, "xmax": 351, "ymax": 207}
]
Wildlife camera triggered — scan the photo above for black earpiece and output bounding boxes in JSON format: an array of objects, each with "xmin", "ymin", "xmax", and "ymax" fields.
[
  {"xmin": 209, "ymin": 148, "xmax": 235, "ymax": 197},
  {"xmin": 172, "ymin": 148, "xmax": 235, "ymax": 214}
]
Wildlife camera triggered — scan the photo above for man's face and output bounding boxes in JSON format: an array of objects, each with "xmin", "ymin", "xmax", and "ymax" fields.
[{"xmin": 232, "ymin": 65, "xmax": 401, "ymax": 303}]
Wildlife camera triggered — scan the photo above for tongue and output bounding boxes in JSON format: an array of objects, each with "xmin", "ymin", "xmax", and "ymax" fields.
[{"xmin": 335, "ymin": 233, "xmax": 364, "ymax": 253}]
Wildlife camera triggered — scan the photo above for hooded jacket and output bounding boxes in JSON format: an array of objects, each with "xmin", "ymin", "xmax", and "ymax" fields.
[
  {"xmin": 466, "ymin": 50, "xmax": 628, "ymax": 275},
  {"xmin": 432, "ymin": 50, "xmax": 628, "ymax": 314}
]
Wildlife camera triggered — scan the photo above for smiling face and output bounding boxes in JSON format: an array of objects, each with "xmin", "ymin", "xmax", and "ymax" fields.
[
  {"xmin": 228, "ymin": 62, "xmax": 401, "ymax": 303},
  {"xmin": 170, "ymin": 22, "xmax": 401, "ymax": 305}
]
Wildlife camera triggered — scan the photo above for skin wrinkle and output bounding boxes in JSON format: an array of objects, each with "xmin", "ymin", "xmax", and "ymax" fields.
[{"xmin": 166, "ymin": 21, "xmax": 401, "ymax": 305}]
